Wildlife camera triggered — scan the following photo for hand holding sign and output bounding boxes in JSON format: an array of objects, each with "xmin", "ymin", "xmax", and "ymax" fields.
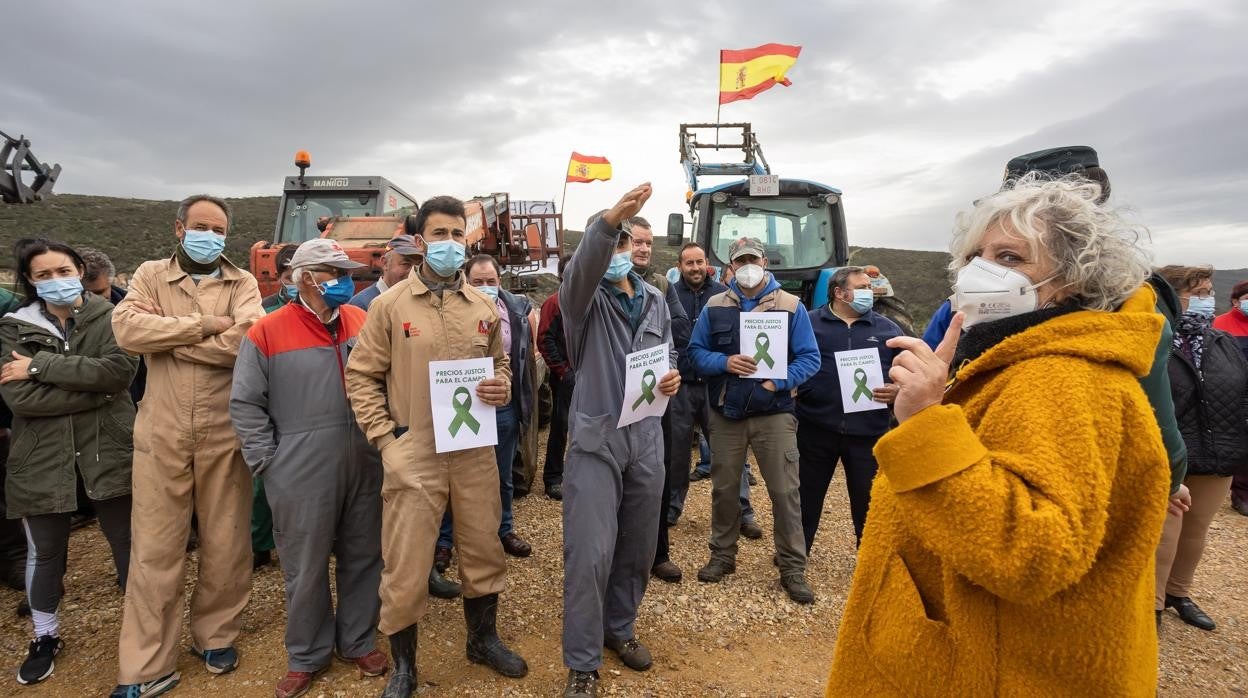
[
  {"xmin": 739, "ymin": 312, "xmax": 788, "ymax": 380},
  {"xmin": 618, "ymin": 345, "xmax": 671, "ymax": 428},
  {"xmin": 429, "ymin": 358, "xmax": 500, "ymax": 453}
]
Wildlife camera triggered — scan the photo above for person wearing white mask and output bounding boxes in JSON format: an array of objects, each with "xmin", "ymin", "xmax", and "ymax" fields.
[
  {"xmin": 110, "ymin": 194, "xmax": 263, "ymax": 697},
  {"xmin": 688, "ymin": 236, "xmax": 822, "ymax": 604},
  {"xmin": 795, "ymin": 266, "xmax": 903, "ymax": 551}
]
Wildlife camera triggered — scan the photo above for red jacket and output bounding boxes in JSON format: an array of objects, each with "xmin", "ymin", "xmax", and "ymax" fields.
[{"xmin": 537, "ymin": 291, "xmax": 571, "ymax": 379}]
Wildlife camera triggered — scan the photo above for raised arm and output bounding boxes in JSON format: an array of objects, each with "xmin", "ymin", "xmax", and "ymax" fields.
[{"xmin": 561, "ymin": 183, "xmax": 652, "ymax": 326}]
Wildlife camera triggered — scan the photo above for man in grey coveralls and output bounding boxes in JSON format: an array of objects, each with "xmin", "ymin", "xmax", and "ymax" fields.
[{"xmin": 559, "ymin": 184, "xmax": 680, "ymax": 698}]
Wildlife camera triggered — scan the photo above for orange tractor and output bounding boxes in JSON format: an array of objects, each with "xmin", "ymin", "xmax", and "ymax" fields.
[{"xmin": 249, "ymin": 151, "xmax": 562, "ymax": 296}]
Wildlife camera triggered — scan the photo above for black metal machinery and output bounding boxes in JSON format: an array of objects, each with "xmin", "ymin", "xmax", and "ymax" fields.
[{"xmin": 1, "ymin": 130, "xmax": 60, "ymax": 204}]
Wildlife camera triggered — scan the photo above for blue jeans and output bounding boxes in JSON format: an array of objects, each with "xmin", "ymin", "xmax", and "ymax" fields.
[{"xmin": 439, "ymin": 404, "xmax": 519, "ymax": 547}]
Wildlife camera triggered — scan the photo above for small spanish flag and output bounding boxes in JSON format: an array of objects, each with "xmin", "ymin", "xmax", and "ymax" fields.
[
  {"xmin": 566, "ymin": 152, "xmax": 612, "ymax": 183},
  {"xmin": 719, "ymin": 43, "xmax": 802, "ymax": 105}
]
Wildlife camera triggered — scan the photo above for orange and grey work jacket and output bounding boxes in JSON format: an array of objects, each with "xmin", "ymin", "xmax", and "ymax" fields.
[
  {"xmin": 112, "ymin": 256, "xmax": 263, "ymax": 440},
  {"xmin": 345, "ymin": 271, "xmax": 510, "ymax": 453}
]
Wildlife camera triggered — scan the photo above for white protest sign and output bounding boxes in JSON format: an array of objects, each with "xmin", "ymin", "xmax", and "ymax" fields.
[
  {"xmin": 739, "ymin": 312, "xmax": 788, "ymax": 380},
  {"xmin": 835, "ymin": 348, "xmax": 888, "ymax": 413},
  {"xmin": 429, "ymin": 358, "xmax": 499, "ymax": 453},
  {"xmin": 617, "ymin": 345, "xmax": 670, "ymax": 428}
]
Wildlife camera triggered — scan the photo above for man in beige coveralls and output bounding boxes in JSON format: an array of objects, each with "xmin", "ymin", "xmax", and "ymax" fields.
[
  {"xmin": 109, "ymin": 194, "xmax": 264, "ymax": 697},
  {"xmin": 346, "ymin": 195, "xmax": 528, "ymax": 698}
]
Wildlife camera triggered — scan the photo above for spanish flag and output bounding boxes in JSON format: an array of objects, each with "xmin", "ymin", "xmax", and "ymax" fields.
[
  {"xmin": 566, "ymin": 152, "xmax": 612, "ymax": 183},
  {"xmin": 719, "ymin": 43, "xmax": 802, "ymax": 105}
]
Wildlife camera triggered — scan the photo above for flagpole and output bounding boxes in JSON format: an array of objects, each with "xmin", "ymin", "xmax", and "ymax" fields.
[{"xmin": 715, "ymin": 51, "xmax": 722, "ymax": 149}]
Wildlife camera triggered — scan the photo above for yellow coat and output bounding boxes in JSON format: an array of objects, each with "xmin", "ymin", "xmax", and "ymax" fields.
[{"xmin": 826, "ymin": 287, "xmax": 1169, "ymax": 697}]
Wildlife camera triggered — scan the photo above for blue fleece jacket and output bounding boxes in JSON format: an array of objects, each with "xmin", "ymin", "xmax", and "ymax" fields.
[{"xmin": 689, "ymin": 274, "xmax": 820, "ymax": 392}]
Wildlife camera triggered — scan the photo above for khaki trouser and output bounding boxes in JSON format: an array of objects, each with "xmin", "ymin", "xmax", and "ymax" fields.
[
  {"xmin": 117, "ymin": 424, "xmax": 253, "ymax": 684},
  {"xmin": 707, "ymin": 410, "xmax": 806, "ymax": 574},
  {"xmin": 378, "ymin": 432, "xmax": 505, "ymax": 635},
  {"xmin": 1154, "ymin": 474, "xmax": 1233, "ymax": 609}
]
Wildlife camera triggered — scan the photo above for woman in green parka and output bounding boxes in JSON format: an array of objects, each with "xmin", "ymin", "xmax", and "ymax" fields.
[{"xmin": 0, "ymin": 238, "xmax": 138, "ymax": 687}]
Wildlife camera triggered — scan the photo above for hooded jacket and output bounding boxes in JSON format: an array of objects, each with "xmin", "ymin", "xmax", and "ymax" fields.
[
  {"xmin": 826, "ymin": 287, "xmax": 1168, "ymax": 697},
  {"xmin": 0, "ymin": 296, "xmax": 139, "ymax": 517}
]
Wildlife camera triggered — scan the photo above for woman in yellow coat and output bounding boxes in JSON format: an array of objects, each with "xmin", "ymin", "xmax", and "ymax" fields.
[{"xmin": 826, "ymin": 175, "xmax": 1169, "ymax": 697}]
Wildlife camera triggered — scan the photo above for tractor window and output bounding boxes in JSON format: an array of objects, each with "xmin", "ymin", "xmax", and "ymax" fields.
[
  {"xmin": 710, "ymin": 198, "xmax": 833, "ymax": 270},
  {"xmin": 279, "ymin": 194, "xmax": 378, "ymax": 243}
]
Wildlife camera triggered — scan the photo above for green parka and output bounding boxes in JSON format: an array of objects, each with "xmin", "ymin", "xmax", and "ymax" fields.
[{"xmin": 0, "ymin": 294, "xmax": 138, "ymax": 518}]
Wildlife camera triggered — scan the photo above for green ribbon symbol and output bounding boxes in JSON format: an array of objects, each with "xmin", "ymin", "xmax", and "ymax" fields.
[
  {"xmin": 753, "ymin": 333, "xmax": 775, "ymax": 368},
  {"xmin": 448, "ymin": 386, "xmax": 482, "ymax": 437},
  {"xmin": 631, "ymin": 369, "xmax": 657, "ymax": 410},
  {"xmin": 851, "ymin": 368, "xmax": 872, "ymax": 402}
]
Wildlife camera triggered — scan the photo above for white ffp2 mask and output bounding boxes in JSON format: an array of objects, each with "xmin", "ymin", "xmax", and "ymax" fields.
[
  {"xmin": 734, "ymin": 264, "xmax": 764, "ymax": 289},
  {"xmin": 953, "ymin": 257, "xmax": 1051, "ymax": 329}
]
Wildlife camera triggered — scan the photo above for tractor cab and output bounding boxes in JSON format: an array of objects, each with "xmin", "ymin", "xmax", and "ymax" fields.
[{"xmin": 273, "ymin": 151, "xmax": 417, "ymax": 244}]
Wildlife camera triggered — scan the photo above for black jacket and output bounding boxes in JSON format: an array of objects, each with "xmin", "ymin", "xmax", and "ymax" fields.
[
  {"xmin": 674, "ymin": 276, "xmax": 728, "ymax": 382},
  {"xmin": 1169, "ymin": 328, "xmax": 1248, "ymax": 476}
]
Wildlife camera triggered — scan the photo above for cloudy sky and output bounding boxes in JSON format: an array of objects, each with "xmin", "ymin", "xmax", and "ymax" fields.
[{"xmin": 6, "ymin": 1, "xmax": 1246, "ymax": 264}]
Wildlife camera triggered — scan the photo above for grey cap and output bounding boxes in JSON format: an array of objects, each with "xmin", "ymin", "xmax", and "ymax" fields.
[
  {"xmin": 387, "ymin": 234, "xmax": 424, "ymax": 257},
  {"xmin": 728, "ymin": 236, "xmax": 766, "ymax": 261},
  {"xmin": 288, "ymin": 238, "xmax": 366, "ymax": 270}
]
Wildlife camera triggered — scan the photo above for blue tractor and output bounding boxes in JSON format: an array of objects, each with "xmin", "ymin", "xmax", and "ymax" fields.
[{"xmin": 665, "ymin": 122, "xmax": 849, "ymax": 308}]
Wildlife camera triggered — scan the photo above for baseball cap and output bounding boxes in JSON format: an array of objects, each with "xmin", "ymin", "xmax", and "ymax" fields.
[
  {"xmin": 728, "ymin": 237, "xmax": 766, "ymax": 261},
  {"xmin": 288, "ymin": 238, "xmax": 366, "ymax": 270},
  {"xmin": 387, "ymin": 234, "xmax": 424, "ymax": 257}
]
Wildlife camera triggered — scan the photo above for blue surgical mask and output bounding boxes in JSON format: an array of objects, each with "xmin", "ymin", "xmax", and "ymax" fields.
[
  {"xmin": 284, "ymin": 284, "xmax": 299, "ymax": 299},
  {"xmin": 476, "ymin": 284, "xmax": 500, "ymax": 300},
  {"xmin": 425, "ymin": 240, "xmax": 466, "ymax": 277},
  {"xmin": 182, "ymin": 229, "xmax": 226, "ymax": 264},
  {"xmin": 1240, "ymin": 299, "xmax": 1248, "ymax": 316},
  {"xmin": 849, "ymin": 288, "xmax": 875, "ymax": 314},
  {"xmin": 317, "ymin": 276, "xmax": 355, "ymax": 308},
  {"xmin": 666, "ymin": 267, "xmax": 680, "ymax": 285},
  {"xmin": 1187, "ymin": 295, "xmax": 1216, "ymax": 317},
  {"xmin": 604, "ymin": 251, "xmax": 633, "ymax": 282},
  {"xmin": 35, "ymin": 277, "xmax": 84, "ymax": 306}
]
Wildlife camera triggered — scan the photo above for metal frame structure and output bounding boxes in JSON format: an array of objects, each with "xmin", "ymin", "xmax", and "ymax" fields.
[
  {"xmin": 678, "ymin": 122, "xmax": 770, "ymax": 193},
  {"xmin": 1, "ymin": 130, "xmax": 60, "ymax": 204}
]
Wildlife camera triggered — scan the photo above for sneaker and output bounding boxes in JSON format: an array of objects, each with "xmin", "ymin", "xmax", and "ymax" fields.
[
  {"xmin": 109, "ymin": 672, "xmax": 180, "ymax": 697},
  {"xmin": 781, "ymin": 573, "xmax": 815, "ymax": 604},
  {"xmin": 651, "ymin": 560, "xmax": 682, "ymax": 583},
  {"xmin": 604, "ymin": 636, "xmax": 652, "ymax": 671},
  {"xmin": 696, "ymin": 558, "xmax": 736, "ymax": 583},
  {"xmin": 564, "ymin": 669, "xmax": 600, "ymax": 697},
  {"xmin": 16, "ymin": 635, "xmax": 63, "ymax": 685},
  {"xmin": 192, "ymin": 646, "xmax": 239, "ymax": 674},
  {"xmin": 740, "ymin": 520, "xmax": 763, "ymax": 540}
]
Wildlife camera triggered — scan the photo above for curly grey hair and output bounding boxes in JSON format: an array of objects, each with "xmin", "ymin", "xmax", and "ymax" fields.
[{"xmin": 949, "ymin": 173, "xmax": 1151, "ymax": 311}]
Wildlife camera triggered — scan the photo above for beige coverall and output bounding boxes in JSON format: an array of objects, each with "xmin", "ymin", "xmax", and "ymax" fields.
[
  {"xmin": 111, "ymin": 256, "xmax": 263, "ymax": 684},
  {"xmin": 345, "ymin": 272, "xmax": 510, "ymax": 635}
]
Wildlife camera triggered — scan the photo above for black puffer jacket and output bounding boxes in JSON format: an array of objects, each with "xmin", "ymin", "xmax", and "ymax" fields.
[{"xmin": 1169, "ymin": 327, "xmax": 1248, "ymax": 476}]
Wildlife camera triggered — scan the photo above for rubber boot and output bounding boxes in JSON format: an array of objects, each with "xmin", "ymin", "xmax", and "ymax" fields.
[
  {"xmin": 380, "ymin": 625, "xmax": 416, "ymax": 698},
  {"xmin": 463, "ymin": 594, "xmax": 528, "ymax": 677},
  {"xmin": 429, "ymin": 566, "xmax": 462, "ymax": 599}
]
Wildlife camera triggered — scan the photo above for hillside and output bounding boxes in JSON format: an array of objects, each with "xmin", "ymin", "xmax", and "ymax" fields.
[{"xmin": 2, "ymin": 196, "xmax": 1244, "ymax": 334}]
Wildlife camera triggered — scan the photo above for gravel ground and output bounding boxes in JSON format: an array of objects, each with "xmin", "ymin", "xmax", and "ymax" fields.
[{"xmin": 0, "ymin": 439, "xmax": 1244, "ymax": 696}]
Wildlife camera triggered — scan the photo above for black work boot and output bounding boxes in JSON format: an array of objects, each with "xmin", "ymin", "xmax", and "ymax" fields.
[
  {"xmin": 381, "ymin": 624, "xmax": 416, "ymax": 698},
  {"xmin": 463, "ymin": 594, "xmax": 528, "ymax": 677},
  {"xmin": 429, "ymin": 566, "xmax": 462, "ymax": 599}
]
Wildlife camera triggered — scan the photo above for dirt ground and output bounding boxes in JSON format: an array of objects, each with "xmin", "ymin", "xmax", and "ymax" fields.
[{"xmin": 0, "ymin": 441, "xmax": 1244, "ymax": 697}]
